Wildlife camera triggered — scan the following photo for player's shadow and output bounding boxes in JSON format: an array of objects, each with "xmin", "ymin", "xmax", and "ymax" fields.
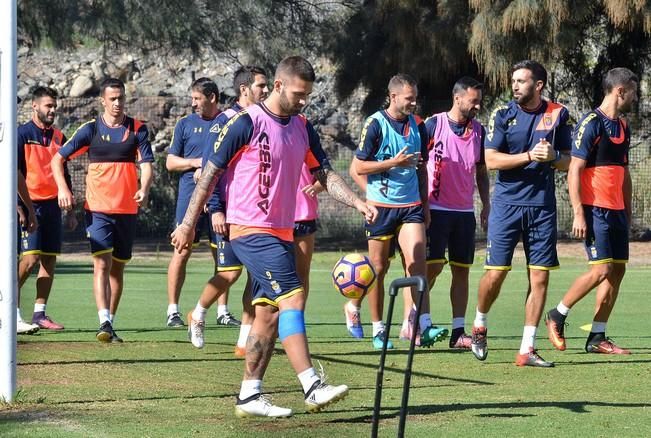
[
  {"xmin": 310, "ymin": 353, "xmax": 492, "ymax": 386},
  {"xmin": 327, "ymin": 400, "xmax": 651, "ymax": 424}
]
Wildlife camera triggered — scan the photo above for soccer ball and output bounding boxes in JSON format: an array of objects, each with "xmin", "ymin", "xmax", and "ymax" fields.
[{"xmin": 331, "ymin": 253, "xmax": 376, "ymax": 299}]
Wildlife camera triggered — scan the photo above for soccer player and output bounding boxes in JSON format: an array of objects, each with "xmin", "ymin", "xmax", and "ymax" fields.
[
  {"xmin": 164, "ymin": 77, "xmax": 238, "ymax": 328},
  {"xmin": 423, "ymin": 77, "xmax": 490, "ymax": 350},
  {"xmin": 470, "ymin": 60, "xmax": 571, "ymax": 367},
  {"xmin": 52, "ymin": 78, "xmax": 154, "ymax": 343},
  {"xmin": 172, "ymin": 56, "xmax": 376, "ymax": 418},
  {"xmin": 545, "ymin": 67, "xmax": 638, "ymax": 355},
  {"xmin": 17, "ymin": 86, "xmax": 77, "ymax": 333},
  {"xmin": 344, "ymin": 73, "xmax": 447, "ymax": 350},
  {"xmin": 185, "ymin": 66, "xmax": 269, "ymax": 351}
]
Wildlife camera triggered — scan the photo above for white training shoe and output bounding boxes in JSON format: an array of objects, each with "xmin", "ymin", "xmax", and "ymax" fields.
[
  {"xmin": 187, "ymin": 311, "xmax": 205, "ymax": 349},
  {"xmin": 17, "ymin": 319, "xmax": 40, "ymax": 335},
  {"xmin": 235, "ymin": 394, "xmax": 293, "ymax": 418},
  {"xmin": 304, "ymin": 381, "xmax": 349, "ymax": 413}
]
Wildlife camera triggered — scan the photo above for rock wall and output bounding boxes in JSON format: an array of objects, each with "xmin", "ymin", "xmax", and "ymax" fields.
[{"xmin": 17, "ymin": 46, "xmax": 366, "ymax": 157}]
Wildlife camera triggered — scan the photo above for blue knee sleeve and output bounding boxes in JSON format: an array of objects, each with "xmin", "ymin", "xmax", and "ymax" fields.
[{"xmin": 278, "ymin": 309, "xmax": 306, "ymax": 341}]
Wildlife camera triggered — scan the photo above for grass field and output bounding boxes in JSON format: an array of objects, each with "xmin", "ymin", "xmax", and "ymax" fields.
[{"xmin": 2, "ymin": 246, "xmax": 651, "ymax": 437}]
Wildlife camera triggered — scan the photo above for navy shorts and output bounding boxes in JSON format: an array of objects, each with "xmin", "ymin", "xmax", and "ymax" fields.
[
  {"xmin": 231, "ymin": 234, "xmax": 303, "ymax": 307},
  {"xmin": 427, "ymin": 209, "xmax": 476, "ymax": 267},
  {"xmin": 85, "ymin": 211, "xmax": 136, "ymax": 262},
  {"xmin": 485, "ymin": 203, "xmax": 559, "ymax": 270},
  {"xmin": 20, "ymin": 199, "xmax": 62, "ymax": 256},
  {"xmin": 365, "ymin": 205, "xmax": 424, "ymax": 240},
  {"xmin": 294, "ymin": 220, "xmax": 317, "ymax": 237},
  {"xmin": 211, "ymin": 232, "xmax": 243, "ymax": 272},
  {"xmin": 583, "ymin": 205, "xmax": 629, "ymax": 264}
]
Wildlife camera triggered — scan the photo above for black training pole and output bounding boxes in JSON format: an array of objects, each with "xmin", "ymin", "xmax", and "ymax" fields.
[
  {"xmin": 371, "ymin": 281, "xmax": 399, "ymax": 438},
  {"xmin": 371, "ymin": 276, "xmax": 427, "ymax": 438},
  {"xmin": 399, "ymin": 275, "xmax": 427, "ymax": 438}
]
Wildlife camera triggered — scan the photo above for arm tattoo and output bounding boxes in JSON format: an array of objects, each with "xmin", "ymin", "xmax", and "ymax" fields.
[
  {"xmin": 315, "ymin": 168, "xmax": 359, "ymax": 208},
  {"xmin": 244, "ymin": 334, "xmax": 276, "ymax": 380},
  {"xmin": 181, "ymin": 161, "xmax": 223, "ymax": 228}
]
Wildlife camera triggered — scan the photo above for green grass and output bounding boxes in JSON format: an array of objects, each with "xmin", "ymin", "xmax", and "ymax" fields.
[{"xmin": 3, "ymin": 249, "xmax": 651, "ymax": 437}]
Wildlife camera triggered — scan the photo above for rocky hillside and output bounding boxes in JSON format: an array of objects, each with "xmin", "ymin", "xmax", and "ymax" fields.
[{"xmin": 17, "ymin": 46, "xmax": 366, "ymax": 157}]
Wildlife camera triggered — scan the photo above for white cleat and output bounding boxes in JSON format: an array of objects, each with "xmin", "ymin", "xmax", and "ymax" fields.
[
  {"xmin": 235, "ymin": 394, "xmax": 293, "ymax": 418},
  {"xmin": 17, "ymin": 319, "xmax": 40, "ymax": 335},
  {"xmin": 304, "ymin": 381, "xmax": 349, "ymax": 413},
  {"xmin": 187, "ymin": 311, "xmax": 205, "ymax": 349}
]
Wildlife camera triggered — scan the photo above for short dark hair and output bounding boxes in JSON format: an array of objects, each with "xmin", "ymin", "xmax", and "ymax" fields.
[
  {"xmin": 452, "ymin": 76, "xmax": 483, "ymax": 96},
  {"xmin": 233, "ymin": 65, "xmax": 267, "ymax": 97},
  {"xmin": 191, "ymin": 77, "xmax": 219, "ymax": 100},
  {"xmin": 388, "ymin": 73, "xmax": 417, "ymax": 93},
  {"xmin": 602, "ymin": 67, "xmax": 639, "ymax": 93},
  {"xmin": 275, "ymin": 56, "xmax": 315, "ymax": 82},
  {"xmin": 512, "ymin": 60, "xmax": 547, "ymax": 89},
  {"xmin": 99, "ymin": 78, "xmax": 125, "ymax": 95},
  {"xmin": 31, "ymin": 86, "xmax": 58, "ymax": 101}
]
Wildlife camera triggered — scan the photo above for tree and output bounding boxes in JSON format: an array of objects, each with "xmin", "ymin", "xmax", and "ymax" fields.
[
  {"xmin": 18, "ymin": 0, "xmax": 353, "ymax": 68},
  {"xmin": 329, "ymin": 0, "xmax": 651, "ymax": 112},
  {"xmin": 326, "ymin": 0, "xmax": 482, "ymax": 115}
]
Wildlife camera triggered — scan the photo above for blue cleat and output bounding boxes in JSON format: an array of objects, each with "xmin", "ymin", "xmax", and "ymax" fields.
[
  {"xmin": 420, "ymin": 325, "xmax": 449, "ymax": 348},
  {"xmin": 372, "ymin": 330, "xmax": 394, "ymax": 350}
]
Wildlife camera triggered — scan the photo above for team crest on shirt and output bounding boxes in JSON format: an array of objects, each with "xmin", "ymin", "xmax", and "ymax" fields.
[{"xmin": 544, "ymin": 114, "xmax": 552, "ymax": 128}]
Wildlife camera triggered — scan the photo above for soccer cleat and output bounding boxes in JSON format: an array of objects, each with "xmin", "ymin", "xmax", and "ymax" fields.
[
  {"xmin": 304, "ymin": 380, "xmax": 349, "ymax": 413},
  {"xmin": 216, "ymin": 312, "xmax": 241, "ymax": 327},
  {"xmin": 471, "ymin": 326, "xmax": 488, "ymax": 361},
  {"xmin": 515, "ymin": 348, "xmax": 555, "ymax": 367},
  {"xmin": 187, "ymin": 311, "xmax": 205, "ymax": 349},
  {"xmin": 235, "ymin": 394, "xmax": 293, "ymax": 418},
  {"xmin": 545, "ymin": 310, "xmax": 567, "ymax": 351},
  {"xmin": 234, "ymin": 346, "xmax": 246, "ymax": 357},
  {"xmin": 110, "ymin": 329, "xmax": 124, "ymax": 343},
  {"xmin": 420, "ymin": 325, "xmax": 449, "ymax": 348},
  {"xmin": 17, "ymin": 319, "xmax": 40, "ymax": 335},
  {"xmin": 96, "ymin": 321, "xmax": 113, "ymax": 343},
  {"xmin": 344, "ymin": 303, "xmax": 363, "ymax": 338},
  {"xmin": 32, "ymin": 315, "xmax": 64, "ymax": 330},
  {"xmin": 449, "ymin": 333, "xmax": 472, "ymax": 350},
  {"xmin": 585, "ymin": 338, "xmax": 631, "ymax": 355},
  {"xmin": 166, "ymin": 312, "xmax": 185, "ymax": 328},
  {"xmin": 372, "ymin": 330, "xmax": 394, "ymax": 350}
]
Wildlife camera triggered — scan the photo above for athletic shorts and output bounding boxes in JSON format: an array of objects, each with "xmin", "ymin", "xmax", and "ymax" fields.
[
  {"xmin": 583, "ymin": 205, "xmax": 629, "ymax": 264},
  {"xmin": 294, "ymin": 220, "xmax": 317, "ymax": 237},
  {"xmin": 85, "ymin": 211, "xmax": 136, "ymax": 262},
  {"xmin": 19, "ymin": 199, "xmax": 62, "ymax": 256},
  {"xmin": 211, "ymin": 232, "xmax": 243, "ymax": 272},
  {"xmin": 427, "ymin": 209, "xmax": 476, "ymax": 267},
  {"xmin": 231, "ymin": 233, "xmax": 303, "ymax": 307},
  {"xmin": 365, "ymin": 205, "xmax": 424, "ymax": 240},
  {"xmin": 485, "ymin": 203, "xmax": 559, "ymax": 270}
]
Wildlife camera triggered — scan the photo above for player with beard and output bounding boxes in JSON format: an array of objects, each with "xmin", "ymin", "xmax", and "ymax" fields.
[
  {"xmin": 545, "ymin": 68, "xmax": 638, "ymax": 355},
  {"xmin": 17, "ymin": 86, "xmax": 77, "ymax": 334},
  {"xmin": 470, "ymin": 60, "xmax": 571, "ymax": 367},
  {"xmin": 172, "ymin": 56, "xmax": 376, "ymax": 417},
  {"xmin": 417, "ymin": 77, "xmax": 490, "ymax": 350}
]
